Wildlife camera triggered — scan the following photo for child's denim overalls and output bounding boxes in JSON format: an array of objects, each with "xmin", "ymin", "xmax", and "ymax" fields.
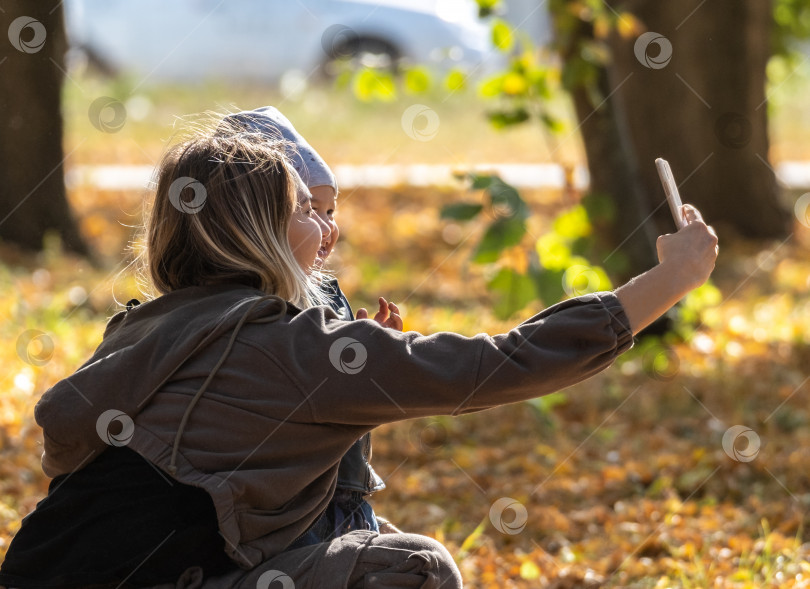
[{"xmin": 287, "ymin": 279, "xmax": 385, "ymax": 549}]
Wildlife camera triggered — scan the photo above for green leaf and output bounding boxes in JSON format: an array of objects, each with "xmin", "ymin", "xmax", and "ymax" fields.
[
  {"xmin": 581, "ymin": 192, "xmax": 616, "ymax": 223},
  {"xmin": 404, "ymin": 66, "xmax": 432, "ymax": 94},
  {"xmin": 528, "ymin": 392, "xmax": 567, "ymax": 415},
  {"xmin": 473, "ymin": 216, "xmax": 527, "ymax": 263},
  {"xmin": 560, "ymin": 57, "xmax": 598, "ymax": 92},
  {"xmin": 470, "ymin": 174, "xmax": 494, "ymax": 190},
  {"xmin": 602, "ymin": 249, "xmax": 629, "ymax": 277},
  {"xmin": 487, "ymin": 267, "xmax": 537, "ymax": 319},
  {"xmin": 488, "ymin": 177, "xmax": 530, "ymax": 219},
  {"xmin": 532, "ymin": 265, "xmax": 566, "ymax": 303},
  {"xmin": 492, "ymin": 19, "xmax": 515, "ymax": 52},
  {"xmin": 569, "ymin": 235, "xmax": 593, "ymax": 257},
  {"xmin": 475, "ymin": 0, "xmax": 501, "ymax": 18},
  {"xmin": 580, "ymin": 40, "xmax": 611, "ymax": 66},
  {"xmin": 528, "ymin": 68, "xmax": 552, "ymax": 98},
  {"xmin": 486, "ymin": 107, "xmax": 530, "ymax": 129},
  {"xmin": 334, "ymin": 69, "xmax": 353, "ymax": 91},
  {"xmin": 440, "ymin": 202, "xmax": 483, "ymax": 221},
  {"xmin": 678, "ymin": 281, "xmax": 722, "ymax": 327},
  {"xmin": 540, "ymin": 113, "xmax": 565, "ymax": 134}
]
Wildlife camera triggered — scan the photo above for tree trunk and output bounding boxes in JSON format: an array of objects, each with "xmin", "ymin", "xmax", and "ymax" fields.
[
  {"xmin": 569, "ymin": 66, "xmax": 660, "ymax": 278},
  {"xmin": 608, "ymin": 0, "xmax": 789, "ymax": 239},
  {"xmin": 0, "ymin": 1, "xmax": 89, "ymax": 255},
  {"xmin": 553, "ymin": 13, "xmax": 660, "ymax": 280},
  {"xmin": 552, "ymin": 0, "xmax": 789, "ymax": 279}
]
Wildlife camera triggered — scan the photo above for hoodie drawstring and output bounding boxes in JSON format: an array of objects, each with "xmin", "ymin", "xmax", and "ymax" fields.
[{"xmin": 167, "ymin": 295, "xmax": 287, "ymax": 477}]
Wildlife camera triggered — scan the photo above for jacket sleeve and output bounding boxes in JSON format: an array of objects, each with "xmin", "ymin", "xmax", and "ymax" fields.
[{"xmin": 273, "ymin": 291, "xmax": 633, "ymax": 426}]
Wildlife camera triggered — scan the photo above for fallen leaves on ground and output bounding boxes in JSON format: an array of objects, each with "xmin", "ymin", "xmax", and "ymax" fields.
[{"xmin": 1, "ymin": 183, "xmax": 810, "ymax": 588}]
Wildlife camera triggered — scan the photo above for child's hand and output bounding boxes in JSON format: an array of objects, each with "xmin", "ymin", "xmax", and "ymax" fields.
[
  {"xmin": 377, "ymin": 516, "xmax": 404, "ymax": 534},
  {"xmin": 356, "ymin": 297, "xmax": 403, "ymax": 331}
]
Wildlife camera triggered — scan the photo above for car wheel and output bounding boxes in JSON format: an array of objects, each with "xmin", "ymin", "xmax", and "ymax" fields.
[{"xmin": 322, "ymin": 35, "xmax": 401, "ymax": 76}]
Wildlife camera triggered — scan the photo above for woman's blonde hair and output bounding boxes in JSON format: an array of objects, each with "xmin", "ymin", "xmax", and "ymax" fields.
[{"xmin": 142, "ymin": 116, "xmax": 322, "ymax": 307}]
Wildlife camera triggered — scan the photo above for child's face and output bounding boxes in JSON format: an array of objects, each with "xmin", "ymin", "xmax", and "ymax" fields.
[
  {"xmin": 310, "ymin": 185, "xmax": 339, "ymax": 260},
  {"xmin": 288, "ymin": 177, "xmax": 331, "ymax": 273}
]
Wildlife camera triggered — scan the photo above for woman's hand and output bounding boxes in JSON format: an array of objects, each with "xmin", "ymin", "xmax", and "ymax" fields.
[
  {"xmin": 616, "ymin": 204, "xmax": 718, "ymax": 335},
  {"xmin": 356, "ymin": 297, "xmax": 403, "ymax": 331},
  {"xmin": 656, "ymin": 204, "xmax": 719, "ymax": 290}
]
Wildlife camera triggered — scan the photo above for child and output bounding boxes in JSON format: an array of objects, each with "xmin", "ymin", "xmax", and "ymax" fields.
[
  {"xmin": 224, "ymin": 106, "xmax": 402, "ymax": 544},
  {"xmin": 0, "ymin": 118, "xmax": 718, "ymax": 589}
]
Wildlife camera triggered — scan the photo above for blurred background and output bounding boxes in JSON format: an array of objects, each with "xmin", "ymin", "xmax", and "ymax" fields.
[{"xmin": 2, "ymin": 1, "xmax": 810, "ymax": 587}]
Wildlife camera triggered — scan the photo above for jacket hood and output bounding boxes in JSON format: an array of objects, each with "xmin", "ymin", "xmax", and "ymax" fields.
[{"xmin": 35, "ymin": 284, "xmax": 291, "ymax": 478}]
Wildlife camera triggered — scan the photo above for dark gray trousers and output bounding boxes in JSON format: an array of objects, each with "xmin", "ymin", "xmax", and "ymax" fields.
[{"xmin": 149, "ymin": 531, "xmax": 463, "ymax": 589}]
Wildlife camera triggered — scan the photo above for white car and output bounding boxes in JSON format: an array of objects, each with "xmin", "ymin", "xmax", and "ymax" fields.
[{"xmin": 64, "ymin": 0, "xmax": 503, "ymax": 83}]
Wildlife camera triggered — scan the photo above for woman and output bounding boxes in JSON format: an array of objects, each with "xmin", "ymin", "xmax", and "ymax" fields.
[{"xmin": 0, "ymin": 118, "xmax": 718, "ymax": 588}]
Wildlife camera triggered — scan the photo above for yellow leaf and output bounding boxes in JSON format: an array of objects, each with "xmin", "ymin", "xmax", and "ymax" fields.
[
  {"xmin": 680, "ymin": 542, "xmax": 696, "ymax": 559},
  {"xmin": 492, "ymin": 19, "xmax": 514, "ymax": 52},
  {"xmin": 553, "ymin": 205, "xmax": 591, "ymax": 239},
  {"xmin": 459, "ymin": 517, "xmax": 488, "ymax": 553},
  {"xmin": 502, "ymin": 72, "xmax": 528, "ymax": 95},
  {"xmin": 445, "ymin": 69, "xmax": 466, "ymax": 91},
  {"xmin": 500, "ymin": 246, "xmax": 529, "ymax": 274},
  {"xmin": 519, "ymin": 560, "xmax": 541, "ymax": 580},
  {"xmin": 404, "ymin": 67, "xmax": 432, "ymax": 94},
  {"xmin": 617, "ymin": 13, "xmax": 642, "ymax": 38},
  {"xmin": 593, "ymin": 15, "xmax": 610, "ymax": 39},
  {"xmin": 536, "ymin": 233, "xmax": 572, "ymax": 271}
]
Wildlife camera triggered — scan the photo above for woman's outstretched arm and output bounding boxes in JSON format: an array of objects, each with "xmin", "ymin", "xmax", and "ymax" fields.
[
  {"xmin": 616, "ymin": 204, "xmax": 718, "ymax": 334},
  {"xmin": 247, "ymin": 205, "xmax": 718, "ymax": 425}
]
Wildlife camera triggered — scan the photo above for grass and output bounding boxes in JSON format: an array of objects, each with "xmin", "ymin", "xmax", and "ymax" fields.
[
  {"xmin": 59, "ymin": 54, "xmax": 810, "ymax": 174},
  {"xmin": 61, "ymin": 68, "xmax": 581, "ymax": 171}
]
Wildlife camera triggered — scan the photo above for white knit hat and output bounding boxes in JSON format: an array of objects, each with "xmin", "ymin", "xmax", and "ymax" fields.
[{"xmin": 224, "ymin": 106, "xmax": 338, "ymax": 194}]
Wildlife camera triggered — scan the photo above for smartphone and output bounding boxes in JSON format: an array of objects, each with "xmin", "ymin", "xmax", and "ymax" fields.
[{"xmin": 655, "ymin": 158, "xmax": 686, "ymax": 230}]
